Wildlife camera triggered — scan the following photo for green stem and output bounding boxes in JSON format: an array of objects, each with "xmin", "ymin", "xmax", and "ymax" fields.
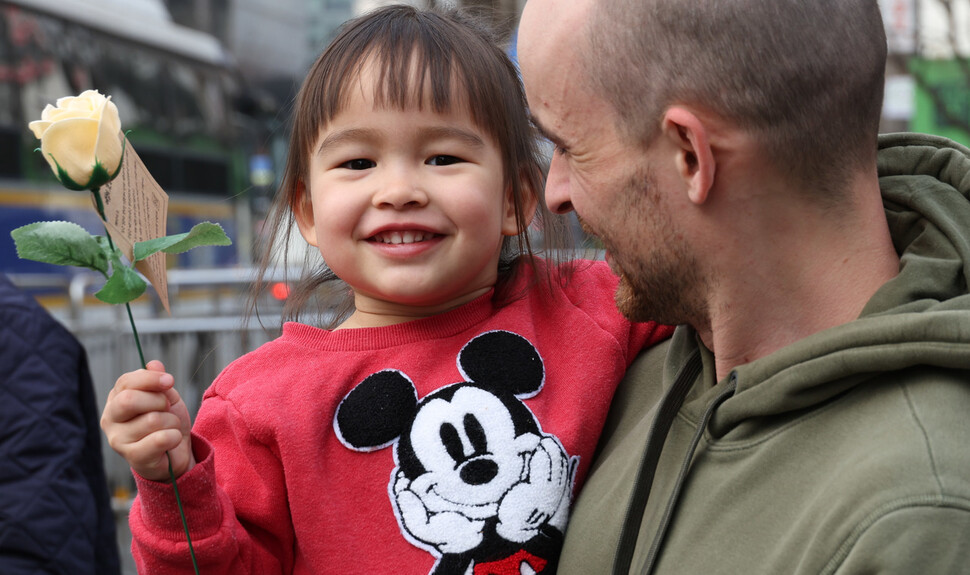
[
  {"xmin": 170, "ymin": 455, "xmax": 200, "ymax": 573},
  {"xmin": 124, "ymin": 301, "xmax": 147, "ymax": 368},
  {"xmin": 91, "ymin": 187, "xmax": 200, "ymax": 575}
]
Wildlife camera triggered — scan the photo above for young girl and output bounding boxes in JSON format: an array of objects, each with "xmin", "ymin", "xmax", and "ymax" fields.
[{"xmin": 102, "ymin": 6, "xmax": 672, "ymax": 574}]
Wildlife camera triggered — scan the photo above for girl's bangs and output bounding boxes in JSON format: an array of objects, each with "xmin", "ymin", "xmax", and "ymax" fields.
[{"xmin": 315, "ymin": 13, "xmax": 499, "ymax": 141}]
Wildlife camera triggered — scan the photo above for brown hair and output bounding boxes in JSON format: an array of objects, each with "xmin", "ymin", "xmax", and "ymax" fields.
[
  {"xmin": 584, "ymin": 0, "xmax": 887, "ymax": 206},
  {"xmin": 252, "ymin": 4, "xmax": 565, "ymax": 327}
]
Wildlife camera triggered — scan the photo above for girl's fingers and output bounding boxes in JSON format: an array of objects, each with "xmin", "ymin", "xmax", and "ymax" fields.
[
  {"xmin": 163, "ymin": 385, "xmax": 182, "ymax": 407},
  {"xmin": 102, "ymin": 361, "xmax": 196, "ymax": 480},
  {"xmin": 112, "ymin": 368, "xmax": 174, "ymax": 397},
  {"xmin": 164, "ymin": 441, "xmax": 195, "ymax": 479},
  {"xmin": 123, "ymin": 429, "xmax": 185, "ymax": 475},
  {"xmin": 101, "ymin": 362, "xmax": 195, "ymax": 481},
  {"xmin": 104, "ymin": 388, "xmax": 173, "ymax": 424},
  {"xmin": 107, "ymin": 410, "xmax": 191, "ymax": 481},
  {"xmin": 145, "ymin": 359, "xmax": 167, "ymax": 373},
  {"xmin": 110, "ymin": 409, "xmax": 184, "ymax": 447}
]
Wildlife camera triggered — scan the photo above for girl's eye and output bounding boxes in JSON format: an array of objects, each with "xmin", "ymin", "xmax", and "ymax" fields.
[
  {"xmin": 427, "ymin": 155, "xmax": 462, "ymax": 166},
  {"xmin": 340, "ymin": 159, "xmax": 375, "ymax": 170}
]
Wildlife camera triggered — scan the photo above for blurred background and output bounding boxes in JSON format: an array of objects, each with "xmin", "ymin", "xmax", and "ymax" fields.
[{"xmin": 0, "ymin": 0, "xmax": 965, "ymax": 572}]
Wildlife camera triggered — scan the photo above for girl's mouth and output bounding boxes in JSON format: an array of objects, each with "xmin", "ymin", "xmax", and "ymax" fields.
[{"xmin": 370, "ymin": 230, "xmax": 442, "ymax": 245}]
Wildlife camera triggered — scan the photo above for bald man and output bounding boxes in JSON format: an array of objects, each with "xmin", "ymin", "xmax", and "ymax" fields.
[{"xmin": 518, "ymin": 0, "xmax": 970, "ymax": 573}]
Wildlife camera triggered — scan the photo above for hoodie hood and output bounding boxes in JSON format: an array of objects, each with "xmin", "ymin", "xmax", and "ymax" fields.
[{"xmin": 697, "ymin": 133, "xmax": 970, "ymax": 437}]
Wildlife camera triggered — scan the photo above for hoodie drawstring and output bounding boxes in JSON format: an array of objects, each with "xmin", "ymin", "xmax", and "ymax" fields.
[
  {"xmin": 612, "ymin": 349, "xmax": 703, "ymax": 575},
  {"xmin": 640, "ymin": 373, "xmax": 738, "ymax": 575}
]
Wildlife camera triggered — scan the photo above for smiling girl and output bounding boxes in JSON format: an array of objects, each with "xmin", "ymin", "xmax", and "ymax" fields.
[{"xmin": 101, "ymin": 5, "xmax": 672, "ymax": 574}]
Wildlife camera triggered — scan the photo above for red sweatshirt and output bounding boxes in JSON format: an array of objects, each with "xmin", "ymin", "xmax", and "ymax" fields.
[{"xmin": 130, "ymin": 260, "xmax": 673, "ymax": 574}]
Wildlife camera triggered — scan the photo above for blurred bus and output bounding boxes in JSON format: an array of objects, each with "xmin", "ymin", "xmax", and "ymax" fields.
[{"xmin": 0, "ymin": 0, "xmax": 246, "ymax": 291}]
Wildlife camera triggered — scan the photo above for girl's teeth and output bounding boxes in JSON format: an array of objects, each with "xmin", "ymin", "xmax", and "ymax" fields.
[{"xmin": 378, "ymin": 231, "xmax": 429, "ymax": 244}]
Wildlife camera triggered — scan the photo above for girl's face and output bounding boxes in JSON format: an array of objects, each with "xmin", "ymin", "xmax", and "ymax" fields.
[{"xmin": 296, "ymin": 63, "xmax": 519, "ymax": 327}]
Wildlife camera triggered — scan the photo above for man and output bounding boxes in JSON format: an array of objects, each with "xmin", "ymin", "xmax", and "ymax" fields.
[{"xmin": 518, "ymin": 0, "xmax": 970, "ymax": 573}]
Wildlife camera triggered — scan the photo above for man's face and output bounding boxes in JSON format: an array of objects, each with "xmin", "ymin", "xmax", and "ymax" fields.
[{"xmin": 518, "ymin": 0, "xmax": 702, "ymax": 325}]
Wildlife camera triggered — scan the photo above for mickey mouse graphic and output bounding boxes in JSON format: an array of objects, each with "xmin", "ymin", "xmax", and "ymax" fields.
[{"xmin": 334, "ymin": 330, "xmax": 577, "ymax": 575}]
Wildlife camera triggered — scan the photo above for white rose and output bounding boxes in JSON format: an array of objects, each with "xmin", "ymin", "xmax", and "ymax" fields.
[{"xmin": 28, "ymin": 89, "xmax": 124, "ymax": 190}]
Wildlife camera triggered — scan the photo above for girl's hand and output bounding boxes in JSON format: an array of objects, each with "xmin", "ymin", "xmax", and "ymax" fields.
[{"xmin": 101, "ymin": 360, "xmax": 195, "ymax": 482}]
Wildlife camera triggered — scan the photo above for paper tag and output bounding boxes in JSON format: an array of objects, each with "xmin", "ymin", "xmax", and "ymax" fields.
[{"xmin": 98, "ymin": 139, "xmax": 171, "ymax": 312}]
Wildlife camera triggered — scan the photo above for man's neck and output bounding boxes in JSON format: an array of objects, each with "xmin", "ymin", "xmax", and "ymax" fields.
[{"xmin": 696, "ymin": 180, "xmax": 899, "ymax": 381}]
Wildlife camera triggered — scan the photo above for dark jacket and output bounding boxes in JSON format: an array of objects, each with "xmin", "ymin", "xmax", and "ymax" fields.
[{"xmin": 0, "ymin": 275, "xmax": 121, "ymax": 575}]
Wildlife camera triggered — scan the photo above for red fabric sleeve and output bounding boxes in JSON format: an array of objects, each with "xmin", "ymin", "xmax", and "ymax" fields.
[
  {"xmin": 558, "ymin": 260, "xmax": 675, "ymax": 363},
  {"xmin": 129, "ymin": 392, "xmax": 294, "ymax": 574}
]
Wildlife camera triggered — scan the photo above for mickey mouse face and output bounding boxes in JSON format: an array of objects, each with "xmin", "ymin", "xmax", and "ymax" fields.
[
  {"xmin": 335, "ymin": 331, "xmax": 573, "ymax": 569},
  {"xmin": 334, "ymin": 331, "xmax": 547, "ymax": 512},
  {"xmin": 408, "ymin": 386, "xmax": 542, "ymax": 511}
]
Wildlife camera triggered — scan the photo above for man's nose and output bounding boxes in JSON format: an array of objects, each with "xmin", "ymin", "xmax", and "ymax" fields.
[
  {"xmin": 372, "ymin": 166, "xmax": 429, "ymax": 209},
  {"xmin": 544, "ymin": 153, "xmax": 574, "ymax": 214}
]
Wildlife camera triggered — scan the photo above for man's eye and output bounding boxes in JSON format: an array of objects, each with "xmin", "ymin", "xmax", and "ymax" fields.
[
  {"xmin": 340, "ymin": 159, "xmax": 375, "ymax": 170},
  {"xmin": 427, "ymin": 155, "xmax": 462, "ymax": 166},
  {"xmin": 554, "ymin": 145, "xmax": 568, "ymax": 157}
]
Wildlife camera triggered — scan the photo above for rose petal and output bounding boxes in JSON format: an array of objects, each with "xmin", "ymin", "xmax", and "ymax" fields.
[
  {"xmin": 28, "ymin": 119, "xmax": 50, "ymax": 139},
  {"xmin": 79, "ymin": 89, "xmax": 105, "ymax": 101},
  {"xmin": 55, "ymin": 95, "xmax": 78, "ymax": 109},
  {"xmin": 102, "ymin": 98, "xmax": 122, "ymax": 139},
  {"xmin": 95, "ymin": 99, "xmax": 124, "ymax": 175},
  {"xmin": 76, "ymin": 90, "xmax": 106, "ymax": 112},
  {"xmin": 39, "ymin": 103, "xmax": 57, "ymax": 122},
  {"xmin": 66, "ymin": 100, "xmax": 87, "ymax": 111},
  {"xmin": 45, "ymin": 107, "xmax": 88, "ymax": 122},
  {"xmin": 39, "ymin": 117, "xmax": 100, "ymax": 184}
]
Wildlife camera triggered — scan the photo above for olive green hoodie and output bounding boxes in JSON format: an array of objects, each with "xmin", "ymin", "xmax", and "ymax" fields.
[{"xmin": 559, "ymin": 133, "xmax": 970, "ymax": 574}]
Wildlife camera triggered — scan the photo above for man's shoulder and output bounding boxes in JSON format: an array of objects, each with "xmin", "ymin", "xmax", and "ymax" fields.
[
  {"xmin": 609, "ymin": 339, "xmax": 673, "ymax": 409},
  {"xmin": 864, "ymin": 367, "xmax": 970, "ymax": 484},
  {"xmin": 770, "ymin": 370, "xmax": 970, "ymax": 573}
]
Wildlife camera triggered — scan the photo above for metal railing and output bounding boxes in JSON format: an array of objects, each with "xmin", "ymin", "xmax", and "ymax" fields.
[
  {"xmin": 10, "ymin": 267, "xmax": 302, "ymax": 486},
  {"xmin": 12, "ymin": 267, "xmax": 308, "ymax": 574}
]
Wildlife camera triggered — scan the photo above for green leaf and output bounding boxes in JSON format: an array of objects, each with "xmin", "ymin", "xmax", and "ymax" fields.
[
  {"xmin": 11, "ymin": 221, "xmax": 109, "ymax": 273},
  {"xmin": 133, "ymin": 222, "xmax": 232, "ymax": 262},
  {"xmin": 95, "ymin": 264, "xmax": 146, "ymax": 304},
  {"xmin": 95, "ymin": 235, "xmax": 120, "ymax": 266}
]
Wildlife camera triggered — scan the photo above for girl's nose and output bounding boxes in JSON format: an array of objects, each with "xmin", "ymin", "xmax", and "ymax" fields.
[{"xmin": 372, "ymin": 167, "xmax": 429, "ymax": 209}]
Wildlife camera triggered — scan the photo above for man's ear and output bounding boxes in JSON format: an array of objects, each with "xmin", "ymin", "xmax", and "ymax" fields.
[
  {"xmin": 292, "ymin": 181, "xmax": 318, "ymax": 247},
  {"xmin": 661, "ymin": 107, "xmax": 715, "ymax": 205},
  {"xmin": 501, "ymin": 176, "xmax": 537, "ymax": 236}
]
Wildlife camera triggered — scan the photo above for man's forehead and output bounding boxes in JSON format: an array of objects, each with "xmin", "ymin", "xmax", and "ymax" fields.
[
  {"xmin": 519, "ymin": 0, "xmax": 591, "ymax": 56},
  {"xmin": 518, "ymin": 0, "xmax": 586, "ymax": 128},
  {"xmin": 518, "ymin": 0, "xmax": 590, "ymax": 105}
]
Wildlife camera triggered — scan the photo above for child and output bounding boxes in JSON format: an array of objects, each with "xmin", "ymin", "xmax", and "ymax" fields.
[{"xmin": 101, "ymin": 5, "xmax": 673, "ymax": 574}]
